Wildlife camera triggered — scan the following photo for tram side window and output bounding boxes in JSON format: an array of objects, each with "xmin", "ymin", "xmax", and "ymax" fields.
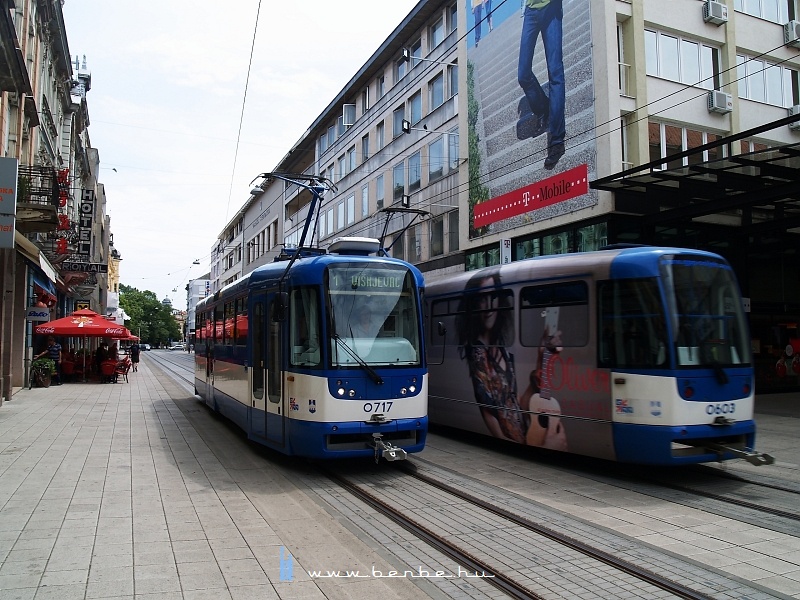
[
  {"xmin": 520, "ymin": 282, "xmax": 588, "ymax": 348},
  {"xmin": 428, "ymin": 298, "xmax": 461, "ymax": 348},
  {"xmin": 290, "ymin": 287, "xmax": 321, "ymax": 367},
  {"xmin": 598, "ymin": 279, "xmax": 667, "ymax": 369},
  {"xmin": 234, "ymin": 296, "xmax": 248, "ymax": 361},
  {"xmin": 458, "ymin": 289, "xmax": 514, "ymax": 347},
  {"xmin": 214, "ymin": 304, "xmax": 224, "ymax": 345}
]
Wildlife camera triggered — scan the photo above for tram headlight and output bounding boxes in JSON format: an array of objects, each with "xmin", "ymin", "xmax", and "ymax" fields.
[
  {"xmin": 400, "ymin": 387, "xmax": 407, "ymax": 395},
  {"xmin": 337, "ymin": 387, "xmax": 346, "ymax": 396},
  {"xmin": 348, "ymin": 389, "xmax": 356, "ymax": 398},
  {"xmin": 409, "ymin": 385, "xmax": 416, "ymax": 393}
]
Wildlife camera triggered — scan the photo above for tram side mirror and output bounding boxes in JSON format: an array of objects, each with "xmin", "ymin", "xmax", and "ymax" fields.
[
  {"xmin": 429, "ymin": 321, "xmax": 447, "ymax": 366},
  {"xmin": 272, "ymin": 292, "xmax": 288, "ymax": 322}
]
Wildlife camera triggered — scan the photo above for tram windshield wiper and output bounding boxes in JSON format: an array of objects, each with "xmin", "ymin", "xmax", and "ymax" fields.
[{"xmin": 332, "ymin": 334, "xmax": 384, "ymax": 385}]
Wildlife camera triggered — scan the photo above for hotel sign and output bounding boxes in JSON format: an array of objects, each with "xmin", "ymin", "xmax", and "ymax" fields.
[
  {"xmin": 77, "ymin": 189, "xmax": 94, "ymax": 255},
  {"xmin": 62, "ymin": 262, "xmax": 108, "ymax": 273}
]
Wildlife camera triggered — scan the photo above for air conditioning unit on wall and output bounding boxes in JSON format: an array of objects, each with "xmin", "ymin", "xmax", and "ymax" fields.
[
  {"xmin": 785, "ymin": 20, "xmax": 800, "ymax": 48},
  {"xmin": 788, "ymin": 105, "xmax": 800, "ymax": 130},
  {"xmin": 707, "ymin": 90, "xmax": 733, "ymax": 114},
  {"xmin": 703, "ymin": 1, "xmax": 728, "ymax": 25}
]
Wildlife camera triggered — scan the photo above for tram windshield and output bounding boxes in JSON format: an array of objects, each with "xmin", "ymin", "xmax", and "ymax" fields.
[
  {"xmin": 326, "ymin": 264, "xmax": 421, "ymax": 367},
  {"xmin": 660, "ymin": 256, "xmax": 751, "ymax": 368}
]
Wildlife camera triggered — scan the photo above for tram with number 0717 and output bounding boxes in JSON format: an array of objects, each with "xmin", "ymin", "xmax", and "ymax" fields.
[{"xmin": 194, "ymin": 173, "xmax": 427, "ymax": 461}]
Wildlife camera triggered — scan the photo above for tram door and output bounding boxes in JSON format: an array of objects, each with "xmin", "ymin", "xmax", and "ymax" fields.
[
  {"xmin": 249, "ymin": 293, "xmax": 266, "ymax": 438},
  {"xmin": 265, "ymin": 292, "xmax": 285, "ymax": 446}
]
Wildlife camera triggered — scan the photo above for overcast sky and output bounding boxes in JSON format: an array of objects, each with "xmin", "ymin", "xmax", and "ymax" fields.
[{"xmin": 62, "ymin": 0, "xmax": 421, "ymax": 307}]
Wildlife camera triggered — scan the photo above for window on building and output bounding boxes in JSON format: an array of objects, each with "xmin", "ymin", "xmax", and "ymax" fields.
[
  {"xmin": 408, "ymin": 151, "xmax": 421, "ymax": 192},
  {"xmin": 430, "ymin": 17, "xmax": 444, "ymax": 50},
  {"xmin": 448, "ymin": 63, "xmax": 458, "ymax": 97},
  {"xmin": 338, "ymin": 154, "xmax": 346, "ymax": 180},
  {"xmin": 347, "ymin": 145, "xmax": 356, "ymax": 172},
  {"xmin": 361, "ymin": 185, "xmax": 369, "ymax": 218},
  {"xmin": 378, "ymin": 73, "xmax": 386, "ymax": 98},
  {"xmin": 392, "ymin": 230, "xmax": 405, "ymax": 260},
  {"xmin": 376, "ymin": 174, "xmax": 385, "ymax": 209},
  {"xmin": 319, "ymin": 133, "xmax": 328, "ymax": 155},
  {"xmin": 737, "ymin": 54, "xmax": 798, "ymax": 107},
  {"xmin": 447, "ymin": 3, "xmax": 457, "ymax": 34},
  {"xmin": 396, "ymin": 56, "xmax": 407, "ymax": 82},
  {"xmin": 327, "ymin": 208, "xmax": 334, "ymax": 237},
  {"xmin": 648, "ymin": 121, "xmax": 729, "ymax": 169},
  {"xmin": 733, "ymin": 0, "xmax": 788, "ymax": 23},
  {"xmin": 410, "ymin": 91, "xmax": 422, "ymax": 125},
  {"xmin": 337, "ymin": 201, "xmax": 345, "ymax": 230},
  {"xmin": 346, "ymin": 194, "xmax": 355, "ymax": 224},
  {"xmin": 448, "ymin": 128, "xmax": 459, "ymax": 169},
  {"xmin": 393, "ymin": 163, "xmax": 405, "ymax": 200},
  {"xmin": 410, "ymin": 39, "xmax": 422, "ymax": 67},
  {"xmin": 644, "ymin": 30, "xmax": 720, "ymax": 90},
  {"xmin": 361, "ymin": 134, "xmax": 369, "ymax": 162},
  {"xmin": 361, "ymin": 87, "xmax": 369, "ymax": 113},
  {"xmin": 430, "ymin": 215, "xmax": 444, "ymax": 257},
  {"xmin": 409, "ymin": 224, "xmax": 422, "ymax": 262},
  {"xmin": 429, "ymin": 137, "xmax": 444, "ymax": 180},
  {"xmin": 376, "ymin": 120, "xmax": 385, "ymax": 149},
  {"xmin": 430, "ymin": 73, "xmax": 444, "ymax": 110},
  {"xmin": 393, "ymin": 105, "xmax": 405, "ymax": 138},
  {"xmin": 448, "ymin": 209, "xmax": 459, "ymax": 252}
]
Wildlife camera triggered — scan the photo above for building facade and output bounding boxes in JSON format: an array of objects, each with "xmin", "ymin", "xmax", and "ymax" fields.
[
  {"xmin": 185, "ymin": 275, "xmax": 210, "ymax": 347},
  {"xmin": 0, "ymin": 1, "xmax": 113, "ymax": 403},
  {"xmin": 209, "ymin": 0, "xmax": 800, "ymax": 393}
]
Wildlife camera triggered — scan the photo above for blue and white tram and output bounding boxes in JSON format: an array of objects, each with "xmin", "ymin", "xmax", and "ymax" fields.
[
  {"xmin": 194, "ymin": 237, "xmax": 427, "ymax": 461},
  {"xmin": 425, "ymin": 245, "xmax": 773, "ymax": 466}
]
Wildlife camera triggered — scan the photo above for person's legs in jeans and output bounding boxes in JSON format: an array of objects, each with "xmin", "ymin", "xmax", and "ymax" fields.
[
  {"xmin": 541, "ymin": 1, "xmax": 565, "ymax": 148},
  {"xmin": 518, "ymin": 6, "xmax": 547, "ymax": 119}
]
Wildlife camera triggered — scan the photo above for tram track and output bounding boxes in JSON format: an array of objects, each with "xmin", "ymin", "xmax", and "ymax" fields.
[
  {"xmin": 319, "ymin": 460, "xmax": 764, "ymax": 600},
  {"xmin": 143, "ymin": 351, "xmax": 195, "ymax": 388}
]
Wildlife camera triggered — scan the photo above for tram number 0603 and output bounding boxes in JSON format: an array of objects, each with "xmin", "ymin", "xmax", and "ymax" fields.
[
  {"xmin": 706, "ymin": 403, "xmax": 735, "ymax": 415},
  {"xmin": 363, "ymin": 401, "xmax": 393, "ymax": 413}
]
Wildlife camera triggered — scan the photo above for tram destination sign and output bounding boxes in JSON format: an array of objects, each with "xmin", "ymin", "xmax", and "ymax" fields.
[{"xmin": 62, "ymin": 262, "xmax": 108, "ymax": 273}]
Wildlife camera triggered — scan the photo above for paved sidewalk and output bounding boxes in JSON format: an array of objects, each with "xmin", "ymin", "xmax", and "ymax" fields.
[{"xmin": 0, "ymin": 359, "xmax": 424, "ymax": 600}]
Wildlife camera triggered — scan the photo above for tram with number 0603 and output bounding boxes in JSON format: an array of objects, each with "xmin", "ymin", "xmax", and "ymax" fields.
[
  {"xmin": 194, "ymin": 174, "xmax": 427, "ymax": 461},
  {"xmin": 424, "ymin": 245, "xmax": 773, "ymax": 466}
]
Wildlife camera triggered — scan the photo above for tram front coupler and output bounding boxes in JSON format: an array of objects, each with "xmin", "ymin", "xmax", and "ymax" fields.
[
  {"xmin": 703, "ymin": 442, "xmax": 775, "ymax": 466},
  {"xmin": 369, "ymin": 432, "xmax": 407, "ymax": 463}
]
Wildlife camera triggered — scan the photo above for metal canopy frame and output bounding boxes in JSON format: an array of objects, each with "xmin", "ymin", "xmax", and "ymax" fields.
[{"xmin": 591, "ymin": 115, "xmax": 800, "ymax": 237}]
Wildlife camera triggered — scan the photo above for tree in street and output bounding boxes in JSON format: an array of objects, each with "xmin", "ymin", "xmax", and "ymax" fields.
[{"xmin": 119, "ymin": 284, "xmax": 182, "ymax": 347}]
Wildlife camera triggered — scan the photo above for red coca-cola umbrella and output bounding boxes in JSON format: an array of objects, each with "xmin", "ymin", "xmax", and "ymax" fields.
[
  {"xmin": 34, "ymin": 309, "xmax": 128, "ymax": 337},
  {"xmin": 35, "ymin": 309, "xmax": 128, "ymax": 382}
]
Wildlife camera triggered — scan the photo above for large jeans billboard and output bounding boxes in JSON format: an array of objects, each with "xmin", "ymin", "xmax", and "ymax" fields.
[{"xmin": 466, "ymin": 0, "xmax": 597, "ymax": 238}]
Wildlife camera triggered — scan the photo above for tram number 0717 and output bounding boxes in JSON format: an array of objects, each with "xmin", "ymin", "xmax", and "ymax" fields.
[
  {"xmin": 363, "ymin": 401, "xmax": 393, "ymax": 413},
  {"xmin": 706, "ymin": 403, "xmax": 736, "ymax": 415}
]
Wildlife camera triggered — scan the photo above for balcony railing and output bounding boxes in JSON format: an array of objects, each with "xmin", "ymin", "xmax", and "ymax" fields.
[{"xmin": 15, "ymin": 165, "xmax": 59, "ymax": 233}]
